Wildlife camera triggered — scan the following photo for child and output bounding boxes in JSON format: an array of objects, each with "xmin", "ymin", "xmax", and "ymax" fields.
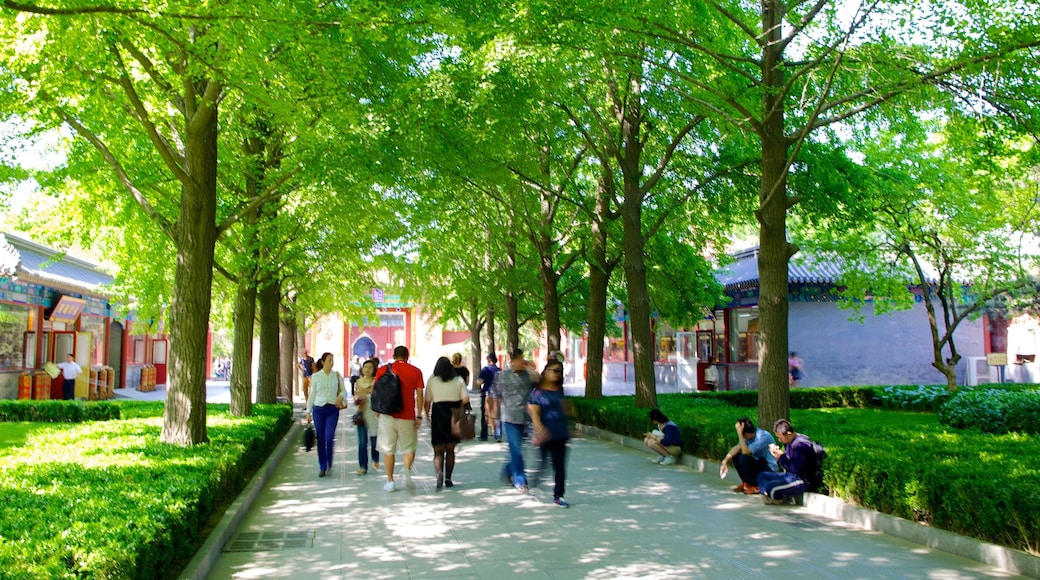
[{"xmin": 643, "ymin": 409, "xmax": 682, "ymax": 465}]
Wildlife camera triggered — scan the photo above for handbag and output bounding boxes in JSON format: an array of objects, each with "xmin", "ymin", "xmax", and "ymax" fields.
[
  {"xmin": 351, "ymin": 412, "xmax": 365, "ymax": 427},
  {"xmin": 532, "ymin": 426, "xmax": 551, "ymax": 447},
  {"xmin": 450, "ymin": 407, "xmax": 476, "ymax": 440}
]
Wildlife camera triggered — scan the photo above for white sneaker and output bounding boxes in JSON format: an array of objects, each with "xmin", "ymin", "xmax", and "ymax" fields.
[
  {"xmin": 660, "ymin": 456, "xmax": 676, "ymax": 466},
  {"xmin": 405, "ymin": 475, "xmax": 415, "ymax": 489},
  {"xmin": 651, "ymin": 456, "xmax": 664, "ymax": 464},
  {"xmin": 383, "ymin": 480, "xmax": 397, "ymax": 492}
]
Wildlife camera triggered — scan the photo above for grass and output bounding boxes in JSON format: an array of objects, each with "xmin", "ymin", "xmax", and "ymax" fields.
[{"xmin": 0, "ymin": 422, "xmax": 75, "ymax": 450}]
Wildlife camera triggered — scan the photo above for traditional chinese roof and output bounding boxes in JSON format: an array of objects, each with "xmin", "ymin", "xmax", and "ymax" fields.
[
  {"xmin": 0, "ymin": 232, "xmax": 113, "ymax": 296},
  {"xmin": 716, "ymin": 246, "xmax": 941, "ymax": 291}
]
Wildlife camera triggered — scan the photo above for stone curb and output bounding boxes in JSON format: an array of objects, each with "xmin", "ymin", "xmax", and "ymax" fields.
[
  {"xmin": 574, "ymin": 423, "xmax": 1040, "ymax": 579},
  {"xmin": 178, "ymin": 420, "xmax": 302, "ymax": 580}
]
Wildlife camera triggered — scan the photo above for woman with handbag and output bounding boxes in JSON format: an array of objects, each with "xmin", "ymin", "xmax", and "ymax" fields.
[
  {"xmin": 352, "ymin": 359, "xmax": 380, "ymax": 475},
  {"xmin": 306, "ymin": 352, "xmax": 347, "ymax": 478},
  {"xmin": 527, "ymin": 359, "xmax": 570, "ymax": 508},
  {"xmin": 423, "ymin": 356, "xmax": 470, "ymax": 490}
]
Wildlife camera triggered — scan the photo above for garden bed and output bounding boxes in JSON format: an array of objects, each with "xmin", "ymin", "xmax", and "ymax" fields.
[{"xmin": 0, "ymin": 401, "xmax": 292, "ymax": 579}]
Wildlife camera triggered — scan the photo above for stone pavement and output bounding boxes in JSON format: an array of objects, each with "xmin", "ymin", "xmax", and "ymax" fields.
[{"xmin": 174, "ymin": 400, "xmax": 1034, "ymax": 580}]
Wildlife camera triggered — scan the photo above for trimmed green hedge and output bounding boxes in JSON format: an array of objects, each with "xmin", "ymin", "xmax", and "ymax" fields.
[
  {"xmin": 0, "ymin": 400, "xmax": 122, "ymax": 423},
  {"xmin": 939, "ymin": 389, "xmax": 1040, "ymax": 434},
  {"xmin": 570, "ymin": 393, "xmax": 1040, "ymax": 554},
  {"xmin": 0, "ymin": 402, "xmax": 293, "ymax": 579},
  {"xmin": 699, "ymin": 386, "xmax": 880, "ymax": 409}
]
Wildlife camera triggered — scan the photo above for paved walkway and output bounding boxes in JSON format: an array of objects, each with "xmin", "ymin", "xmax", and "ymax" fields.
[{"xmin": 178, "ymin": 400, "xmax": 1031, "ymax": 580}]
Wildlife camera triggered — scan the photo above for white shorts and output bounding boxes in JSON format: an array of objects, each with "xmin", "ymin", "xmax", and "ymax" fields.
[{"xmin": 377, "ymin": 415, "xmax": 418, "ymax": 455}]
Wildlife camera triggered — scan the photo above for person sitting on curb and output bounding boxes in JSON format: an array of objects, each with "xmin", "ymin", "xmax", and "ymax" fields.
[
  {"xmin": 643, "ymin": 409, "xmax": 681, "ymax": 465},
  {"xmin": 758, "ymin": 418, "xmax": 818, "ymax": 505},
  {"xmin": 719, "ymin": 417, "xmax": 779, "ymax": 495}
]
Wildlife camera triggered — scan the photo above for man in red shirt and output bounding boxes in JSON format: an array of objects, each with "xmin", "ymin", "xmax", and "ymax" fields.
[{"xmin": 374, "ymin": 345, "xmax": 425, "ymax": 492}]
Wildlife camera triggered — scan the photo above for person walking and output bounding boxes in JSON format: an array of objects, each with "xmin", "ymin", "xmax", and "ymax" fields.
[
  {"xmin": 788, "ymin": 352, "xmax": 804, "ymax": 387},
  {"xmin": 299, "ymin": 350, "xmax": 315, "ymax": 401},
  {"xmin": 451, "ymin": 352, "xmax": 470, "ymax": 389},
  {"xmin": 498, "ymin": 348, "xmax": 538, "ymax": 494},
  {"xmin": 424, "ymin": 356, "xmax": 470, "ymax": 490},
  {"xmin": 528, "ymin": 358, "xmax": 571, "ymax": 508},
  {"xmin": 476, "ymin": 353, "xmax": 500, "ymax": 441},
  {"xmin": 373, "ymin": 346, "xmax": 425, "ymax": 492},
  {"xmin": 305, "ymin": 352, "xmax": 347, "ymax": 478},
  {"xmin": 352, "ymin": 359, "xmax": 379, "ymax": 475}
]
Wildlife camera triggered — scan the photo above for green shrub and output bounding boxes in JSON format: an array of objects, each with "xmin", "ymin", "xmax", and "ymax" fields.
[
  {"xmin": 0, "ymin": 403, "xmax": 293, "ymax": 579},
  {"xmin": 874, "ymin": 384, "xmax": 952, "ymax": 411},
  {"xmin": 939, "ymin": 389, "xmax": 1040, "ymax": 434},
  {"xmin": 0, "ymin": 400, "xmax": 121, "ymax": 423},
  {"xmin": 692, "ymin": 387, "xmax": 879, "ymax": 409}
]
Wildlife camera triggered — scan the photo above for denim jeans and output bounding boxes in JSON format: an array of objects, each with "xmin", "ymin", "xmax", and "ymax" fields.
[
  {"xmin": 499, "ymin": 422, "xmax": 527, "ymax": 486},
  {"xmin": 357, "ymin": 423, "xmax": 379, "ymax": 470},
  {"xmin": 312, "ymin": 404, "xmax": 340, "ymax": 472}
]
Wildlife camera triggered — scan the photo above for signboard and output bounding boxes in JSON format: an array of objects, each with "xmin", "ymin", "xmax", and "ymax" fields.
[
  {"xmin": 986, "ymin": 352, "xmax": 1008, "ymax": 366},
  {"xmin": 372, "ymin": 288, "xmax": 385, "ymax": 303},
  {"xmin": 49, "ymin": 296, "xmax": 86, "ymax": 324}
]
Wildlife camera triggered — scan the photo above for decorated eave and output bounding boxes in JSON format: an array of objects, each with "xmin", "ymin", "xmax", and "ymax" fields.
[
  {"xmin": 715, "ymin": 246, "xmax": 944, "ymax": 292},
  {"xmin": 0, "ymin": 232, "xmax": 113, "ymax": 298}
]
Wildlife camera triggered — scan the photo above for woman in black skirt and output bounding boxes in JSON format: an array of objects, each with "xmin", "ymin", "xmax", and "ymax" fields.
[{"xmin": 424, "ymin": 356, "xmax": 470, "ymax": 490}]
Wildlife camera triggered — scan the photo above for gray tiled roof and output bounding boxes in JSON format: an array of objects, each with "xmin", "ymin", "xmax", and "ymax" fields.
[
  {"xmin": 0, "ymin": 232, "xmax": 113, "ymax": 293},
  {"xmin": 716, "ymin": 246, "xmax": 940, "ymax": 290}
]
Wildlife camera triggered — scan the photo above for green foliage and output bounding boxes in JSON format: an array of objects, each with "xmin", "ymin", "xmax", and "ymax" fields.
[
  {"xmin": 874, "ymin": 384, "xmax": 957, "ymax": 411},
  {"xmin": 570, "ymin": 394, "xmax": 1040, "ymax": 554},
  {"xmin": 692, "ymin": 387, "xmax": 879, "ymax": 410},
  {"xmin": 939, "ymin": 389, "xmax": 1040, "ymax": 434},
  {"xmin": 0, "ymin": 401, "xmax": 121, "ymax": 423},
  {"xmin": 0, "ymin": 403, "xmax": 292, "ymax": 579}
]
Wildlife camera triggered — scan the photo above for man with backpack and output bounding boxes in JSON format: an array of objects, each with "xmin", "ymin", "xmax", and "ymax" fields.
[
  {"xmin": 372, "ymin": 346, "xmax": 425, "ymax": 492},
  {"xmin": 757, "ymin": 418, "xmax": 824, "ymax": 505}
]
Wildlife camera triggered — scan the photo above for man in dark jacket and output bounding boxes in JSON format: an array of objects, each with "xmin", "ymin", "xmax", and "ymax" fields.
[{"xmin": 758, "ymin": 418, "xmax": 818, "ymax": 504}]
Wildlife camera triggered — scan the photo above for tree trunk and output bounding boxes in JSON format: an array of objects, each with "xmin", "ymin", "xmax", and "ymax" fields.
[
  {"xmin": 230, "ymin": 278, "xmax": 257, "ymax": 416},
  {"xmin": 756, "ymin": 0, "xmax": 792, "ymax": 429},
  {"xmin": 468, "ymin": 299, "xmax": 484, "ymax": 388},
  {"xmin": 540, "ymin": 265, "xmax": 562, "ymax": 354},
  {"xmin": 296, "ymin": 315, "xmax": 308, "ymax": 396},
  {"xmin": 486, "ymin": 306, "xmax": 497, "ymax": 356},
  {"xmin": 585, "ymin": 263, "xmax": 609, "ymax": 400},
  {"xmin": 584, "ymin": 178, "xmax": 617, "ymax": 400},
  {"xmin": 257, "ymin": 278, "xmax": 280, "ymax": 404},
  {"xmin": 279, "ymin": 307, "xmax": 295, "ymax": 401},
  {"xmin": 622, "ymin": 197, "xmax": 657, "ymax": 410},
  {"xmin": 161, "ymin": 102, "xmax": 219, "ymax": 446},
  {"xmin": 506, "ymin": 290, "xmax": 520, "ymax": 355}
]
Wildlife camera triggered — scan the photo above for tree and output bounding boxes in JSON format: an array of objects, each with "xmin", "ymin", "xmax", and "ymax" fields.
[
  {"xmin": 626, "ymin": 0, "xmax": 1040, "ymax": 426},
  {"xmin": 811, "ymin": 117, "xmax": 1040, "ymax": 389}
]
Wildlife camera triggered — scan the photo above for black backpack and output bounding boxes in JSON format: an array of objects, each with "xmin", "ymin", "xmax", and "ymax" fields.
[
  {"xmin": 807, "ymin": 440, "xmax": 827, "ymax": 491},
  {"xmin": 370, "ymin": 364, "xmax": 403, "ymax": 414}
]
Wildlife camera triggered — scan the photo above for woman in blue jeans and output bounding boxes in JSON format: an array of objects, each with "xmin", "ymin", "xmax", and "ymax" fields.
[
  {"xmin": 353, "ymin": 359, "xmax": 379, "ymax": 475},
  {"xmin": 306, "ymin": 352, "xmax": 346, "ymax": 478}
]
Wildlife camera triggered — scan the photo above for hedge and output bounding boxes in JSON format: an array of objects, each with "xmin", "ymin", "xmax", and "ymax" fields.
[
  {"xmin": 939, "ymin": 389, "xmax": 1040, "ymax": 434},
  {"xmin": 570, "ymin": 393, "xmax": 1040, "ymax": 554},
  {"xmin": 0, "ymin": 402, "xmax": 293, "ymax": 579},
  {"xmin": 0, "ymin": 400, "xmax": 121, "ymax": 423}
]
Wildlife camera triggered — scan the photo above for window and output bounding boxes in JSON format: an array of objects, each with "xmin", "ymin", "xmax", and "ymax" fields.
[
  {"xmin": 0, "ymin": 302, "xmax": 33, "ymax": 369},
  {"xmin": 728, "ymin": 307, "xmax": 760, "ymax": 363}
]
